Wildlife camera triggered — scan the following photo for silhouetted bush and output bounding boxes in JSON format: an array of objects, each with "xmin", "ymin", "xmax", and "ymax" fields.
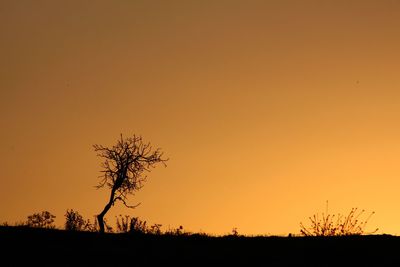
[
  {"xmin": 300, "ymin": 206, "xmax": 378, "ymax": 236},
  {"xmin": 165, "ymin": 225, "xmax": 191, "ymax": 236},
  {"xmin": 129, "ymin": 217, "xmax": 148, "ymax": 234},
  {"xmin": 231, "ymin": 227, "xmax": 239, "ymax": 236},
  {"xmin": 65, "ymin": 209, "xmax": 85, "ymax": 231},
  {"xmin": 104, "ymin": 218, "xmax": 114, "ymax": 233},
  {"xmin": 115, "ymin": 215, "xmax": 162, "ymax": 234},
  {"xmin": 26, "ymin": 211, "xmax": 56, "ymax": 229},
  {"xmin": 64, "ymin": 209, "xmax": 103, "ymax": 232},
  {"xmin": 83, "ymin": 217, "xmax": 99, "ymax": 232},
  {"xmin": 148, "ymin": 223, "xmax": 162, "ymax": 235},
  {"xmin": 115, "ymin": 215, "xmax": 130, "ymax": 233}
]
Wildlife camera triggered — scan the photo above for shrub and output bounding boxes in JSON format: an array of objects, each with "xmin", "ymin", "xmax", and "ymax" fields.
[
  {"xmin": 103, "ymin": 218, "xmax": 113, "ymax": 233},
  {"xmin": 148, "ymin": 223, "xmax": 162, "ymax": 235},
  {"xmin": 130, "ymin": 217, "xmax": 148, "ymax": 234},
  {"xmin": 65, "ymin": 209, "xmax": 85, "ymax": 231},
  {"xmin": 116, "ymin": 215, "xmax": 131, "ymax": 233},
  {"xmin": 165, "ymin": 225, "xmax": 189, "ymax": 236},
  {"xmin": 115, "ymin": 215, "xmax": 162, "ymax": 234},
  {"xmin": 300, "ymin": 205, "xmax": 378, "ymax": 236},
  {"xmin": 26, "ymin": 211, "xmax": 56, "ymax": 229},
  {"xmin": 231, "ymin": 227, "xmax": 239, "ymax": 236},
  {"xmin": 83, "ymin": 217, "xmax": 99, "ymax": 232}
]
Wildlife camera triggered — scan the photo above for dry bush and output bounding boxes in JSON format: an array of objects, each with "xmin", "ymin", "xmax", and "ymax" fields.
[
  {"xmin": 65, "ymin": 209, "xmax": 85, "ymax": 231},
  {"xmin": 65, "ymin": 210, "xmax": 103, "ymax": 232},
  {"xmin": 26, "ymin": 211, "xmax": 56, "ymax": 229},
  {"xmin": 148, "ymin": 223, "xmax": 162, "ymax": 235},
  {"xmin": 165, "ymin": 225, "xmax": 188, "ymax": 236},
  {"xmin": 231, "ymin": 227, "xmax": 239, "ymax": 236},
  {"xmin": 116, "ymin": 215, "xmax": 131, "ymax": 233},
  {"xmin": 300, "ymin": 205, "xmax": 378, "ymax": 236},
  {"xmin": 115, "ymin": 215, "xmax": 162, "ymax": 234},
  {"xmin": 129, "ymin": 217, "xmax": 148, "ymax": 233},
  {"xmin": 83, "ymin": 217, "xmax": 99, "ymax": 232}
]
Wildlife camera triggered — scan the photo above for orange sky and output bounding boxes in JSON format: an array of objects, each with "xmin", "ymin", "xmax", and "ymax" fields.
[{"xmin": 1, "ymin": 0, "xmax": 400, "ymax": 235}]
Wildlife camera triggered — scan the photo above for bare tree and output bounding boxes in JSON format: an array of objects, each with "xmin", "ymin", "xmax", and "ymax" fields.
[{"xmin": 94, "ymin": 134, "xmax": 167, "ymax": 233}]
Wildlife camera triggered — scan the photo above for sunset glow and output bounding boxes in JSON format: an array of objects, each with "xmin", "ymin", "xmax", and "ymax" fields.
[{"xmin": 1, "ymin": 0, "xmax": 400, "ymax": 235}]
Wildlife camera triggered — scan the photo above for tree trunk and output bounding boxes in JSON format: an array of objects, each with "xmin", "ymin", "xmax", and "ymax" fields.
[{"xmin": 97, "ymin": 188, "xmax": 116, "ymax": 233}]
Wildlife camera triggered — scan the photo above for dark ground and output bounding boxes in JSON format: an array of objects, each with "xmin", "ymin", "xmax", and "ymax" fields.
[{"xmin": 1, "ymin": 226, "xmax": 400, "ymax": 266}]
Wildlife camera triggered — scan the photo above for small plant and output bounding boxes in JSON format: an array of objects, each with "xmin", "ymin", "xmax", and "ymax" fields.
[
  {"xmin": 231, "ymin": 227, "xmax": 239, "ymax": 236},
  {"xmin": 65, "ymin": 210, "xmax": 101, "ymax": 232},
  {"xmin": 83, "ymin": 217, "xmax": 99, "ymax": 232},
  {"xmin": 129, "ymin": 217, "xmax": 148, "ymax": 234},
  {"xmin": 115, "ymin": 215, "xmax": 162, "ymax": 234},
  {"xmin": 175, "ymin": 225, "xmax": 184, "ymax": 235},
  {"xmin": 148, "ymin": 223, "xmax": 162, "ymax": 235},
  {"xmin": 104, "ymin": 218, "xmax": 113, "ymax": 233},
  {"xmin": 116, "ymin": 215, "xmax": 131, "ymax": 233},
  {"xmin": 300, "ymin": 203, "xmax": 378, "ymax": 236},
  {"xmin": 165, "ymin": 225, "xmax": 187, "ymax": 236},
  {"xmin": 65, "ymin": 209, "xmax": 85, "ymax": 231},
  {"xmin": 26, "ymin": 211, "xmax": 56, "ymax": 229}
]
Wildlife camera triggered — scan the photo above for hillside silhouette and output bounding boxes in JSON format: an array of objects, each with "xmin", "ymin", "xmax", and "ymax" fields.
[{"xmin": 1, "ymin": 226, "xmax": 399, "ymax": 266}]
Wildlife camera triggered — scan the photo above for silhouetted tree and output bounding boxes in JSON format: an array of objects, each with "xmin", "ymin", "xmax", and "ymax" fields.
[
  {"xmin": 26, "ymin": 211, "xmax": 56, "ymax": 229},
  {"xmin": 94, "ymin": 134, "xmax": 167, "ymax": 233}
]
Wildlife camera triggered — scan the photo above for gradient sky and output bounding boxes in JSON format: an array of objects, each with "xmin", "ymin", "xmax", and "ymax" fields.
[{"xmin": 1, "ymin": 0, "xmax": 400, "ymax": 235}]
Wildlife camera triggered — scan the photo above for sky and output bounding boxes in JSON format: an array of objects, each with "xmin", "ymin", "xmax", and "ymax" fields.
[{"xmin": 1, "ymin": 0, "xmax": 400, "ymax": 235}]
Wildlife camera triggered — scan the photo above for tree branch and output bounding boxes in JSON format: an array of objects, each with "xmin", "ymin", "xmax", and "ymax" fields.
[{"xmin": 114, "ymin": 196, "xmax": 141, "ymax": 209}]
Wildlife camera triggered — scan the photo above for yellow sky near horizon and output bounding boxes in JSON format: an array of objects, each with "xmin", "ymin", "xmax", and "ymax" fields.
[{"xmin": 1, "ymin": 0, "xmax": 400, "ymax": 235}]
